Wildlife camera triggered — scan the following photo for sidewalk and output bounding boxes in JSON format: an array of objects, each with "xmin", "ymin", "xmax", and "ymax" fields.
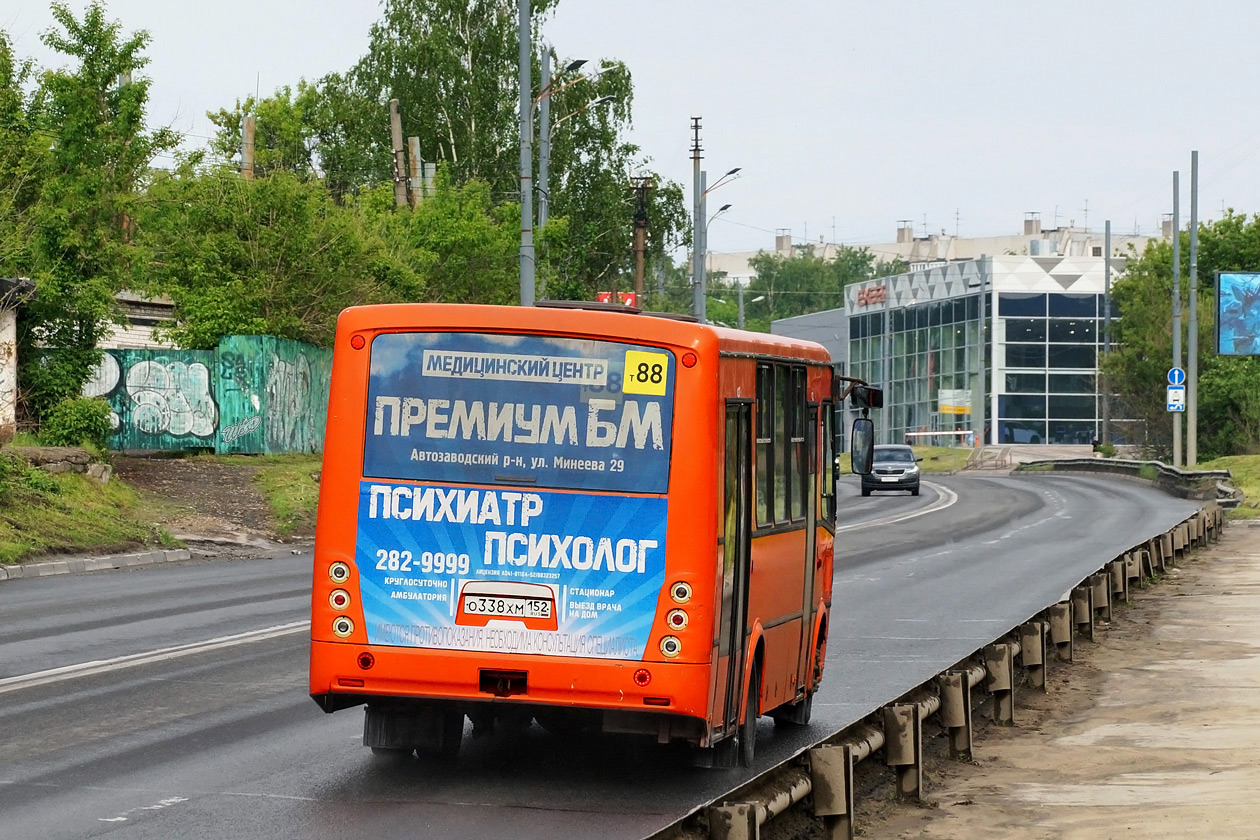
[{"xmin": 865, "ymin": 521, "xmax": 1260, "ymax": 839}]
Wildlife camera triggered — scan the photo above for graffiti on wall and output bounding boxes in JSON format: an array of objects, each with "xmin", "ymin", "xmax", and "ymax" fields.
[
  {"xmin": 216, "ymin": 337, "xmax": 331, "ymax": 454},
  {"xmin": 85, "ymin": 351, "xmax": 219, "ymax": 450},
  {"xmin": 79, "ymin": 337, "xmax": 330, "ymax": 454}
]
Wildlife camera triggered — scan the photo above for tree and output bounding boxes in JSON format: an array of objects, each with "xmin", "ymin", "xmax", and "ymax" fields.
[
  {"xmin": 1105, "ymin": 210, "xmax": 1260, "ymax": 458},
  {"xmin": 16, "ymin": 1, "xmax": 178, "ymax": 421},
  {"xmin": 206, "ymin": 83, "xmax": 321, "ymax": 178},
  {"xmin": 0, "ymin": 33, "xmax": 44, "ymax": 279},
  {"xmin": 742, "ymin": 244, "xmax": 905, "ymax": 331},
  {"xmin": 535, "ymin": 58, "xmax": 687, "ymax": 302},
  {"xmin": 134, "ymin": 159, "xmax": 419, "ymax": 348}
]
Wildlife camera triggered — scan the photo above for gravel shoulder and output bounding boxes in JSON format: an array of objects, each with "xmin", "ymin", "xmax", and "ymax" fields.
[
  {"xmin": 855, "ymin": 522, "xmax": 1260, "ymax": 840},
  {"xmin": 111, "ymin": 455, "xmax": 290, "ymax": 551}
]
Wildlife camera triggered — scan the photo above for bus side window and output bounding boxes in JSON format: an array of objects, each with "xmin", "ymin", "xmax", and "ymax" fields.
[
  {"xmin": 821, "ymin": 402, "xmax": 836, "ymax": 523},
  {"xmin": 789, "ymin": 366, "xmax": 807, "ymax": 522},
  {"xmin": 755, "ymin": 363, "xmax": 772, "ymax": 528}
]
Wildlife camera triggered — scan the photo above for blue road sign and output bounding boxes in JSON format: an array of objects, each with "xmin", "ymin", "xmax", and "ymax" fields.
[
  {"xmin": 1167, "ymin": 384, "xmax": 1186, "ymax": 412},
  {"xmin": 1168, "ymin": 367, "xmax": 1186, "ymax": 386}
]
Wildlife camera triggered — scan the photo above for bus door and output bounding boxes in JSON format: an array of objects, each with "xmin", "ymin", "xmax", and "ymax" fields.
[
  {"xmin": 796, "ymin": 404, "xmax": 820, "ymax": 690},
  {"xmin": 717, "ymin": 401, "xmax": 753, "ymax": 736}
]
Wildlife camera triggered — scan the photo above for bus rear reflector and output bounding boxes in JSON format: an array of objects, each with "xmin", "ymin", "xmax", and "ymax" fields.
[
  {"xmin": 633, "ymin": 668, "xmax": 651, "ymax": 687},
  {"xmin": 357, "ymin": 652, "xmax": 375, "ymax": 670},
  {"xmin": 338, "ymin": 678, "xmax": 365, "ymax": 687},
  {"xmin": 643, "ymin": 697, "xmax": 671, "ymax": 706}
]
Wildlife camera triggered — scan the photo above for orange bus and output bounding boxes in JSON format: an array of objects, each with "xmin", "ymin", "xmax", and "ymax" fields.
[{"xmin": 309, "ymin": 301, "xmax": 876, "ymax": 766}]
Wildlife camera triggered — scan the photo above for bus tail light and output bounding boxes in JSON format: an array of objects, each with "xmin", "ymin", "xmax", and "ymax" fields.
[
  {"xmin": 670, "ymin": 581, "xmax": 692, "ymax": 604},
  {"xmin": 667, "ymin": 609, "xmax": 688, "ymax": 629},
  {"xmin": 633, "ymin": 668, "xmax": 652, "ymax": 687},
  {"xmin": 332, "ymin": 617, "xmax": 355, "ymax": 638},
  {"xmin": 357, "ymin": 652, "xmax": 375, "ymax": 670},
  {"xmin": 329, "ymin": 590, "xmax": 351, "ymax": 610},
  {"xmin": 682, "ymin": 352, "xmax": 698, "ymax": 368},
  {"xmin": 329, "ymin": 562, "xmax": 351, "ymax": 583},
  {"xmin": 660, "ymin": 636, "xmax": 681, "ymax": 658}
]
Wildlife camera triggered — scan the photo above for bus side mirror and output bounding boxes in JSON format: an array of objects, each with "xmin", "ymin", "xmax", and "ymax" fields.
[
  {"xmin": 851, "ymin": 418, "xmax": 874, "ymax": 475},
  {"xmin": 849, "ymin": 385, "xmax": 883, "ymax": 409}
]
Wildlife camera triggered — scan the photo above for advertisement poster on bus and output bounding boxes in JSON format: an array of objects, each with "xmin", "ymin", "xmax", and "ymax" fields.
[
  {"xmin": 363, "ymin": 332, "xmax": 675, "ymax": 493},
  {"xmin": 1217, "ymin": 272, "xmax": 1260, "ymax": 355},
  {"xmin": 354, "ymin": 480, "xmax": 668, "ymax": 660}
]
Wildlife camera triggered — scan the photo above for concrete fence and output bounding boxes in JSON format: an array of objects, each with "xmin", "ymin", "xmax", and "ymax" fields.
[{"xmin": 1014, "ymin": 458, "xmax": 1240, "ymax": 507}]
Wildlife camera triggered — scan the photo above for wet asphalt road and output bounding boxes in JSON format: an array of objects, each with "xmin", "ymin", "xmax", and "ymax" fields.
[{"xmin": 0, "ymin": 474, "xmax": 1200, "ymax": 840}]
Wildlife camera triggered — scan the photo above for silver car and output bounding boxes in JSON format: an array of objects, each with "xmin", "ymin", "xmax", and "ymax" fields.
[{"xmin": 860, "ymin": 444, "xmax": 922, "ymax": 496}]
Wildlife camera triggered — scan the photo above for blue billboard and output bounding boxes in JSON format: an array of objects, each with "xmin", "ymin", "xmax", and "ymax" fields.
[
  {"xmin": 1218, "ymin": 272, "xmax": 1260, "ymax": 356},
  {"xmin": 363, "ymin": 332, "xmax": 676, "ymax": 493},
  {"xmin": 355, "ymin": 480, "xmax": 668, "ymax": 660}
]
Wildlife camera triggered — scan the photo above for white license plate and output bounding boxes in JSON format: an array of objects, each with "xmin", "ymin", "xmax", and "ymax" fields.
[
  {"xmin": 462, "ymin": 595, "xmax": 552, "ymax": 619},
  {"xmin": 881, "ymin": 476, "xmax": 900, "ymax": 482}
]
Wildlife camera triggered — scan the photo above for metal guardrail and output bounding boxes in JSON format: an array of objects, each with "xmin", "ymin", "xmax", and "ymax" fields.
[
  {"xmin": 650, "ymin": 503, "xmax": 1226, "ymax": 840},
  {"xmin": 1014, "ymin": 458, "xmax": 1240, "ymax": 508}
]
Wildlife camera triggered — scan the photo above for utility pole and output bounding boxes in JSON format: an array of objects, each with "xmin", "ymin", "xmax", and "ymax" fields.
[
  {"xmin": 690, "ymin": 117, "xmax": 703, "ymax": 321},
  {"xmin": 1172, "ymin": 171, "xmax": 1182, "ymax": 467},
  {"xmin": 1188, "ymin": 150, "xmax": 1199, "ymax": 465},
  {"xmin": 632, "ymin": 178, "xmax": 650, "ymax": 303},
  {"xmin": 1102, "ymin": 220, "xmax": 1112, "ymax": 446},
  {"xmin": 517, "ymin": 0, "xmax": 534, "ymax": 306},
  {"xmin": 407, "ymin": 137, "xmax": 421, "ymax": 209},
  {"xmin": 241, "ymin": 115, "xmax": 256, "ymax": 180},
  {"xmin": 699, "ymin": 170, "xmax": 708, "ymax": 321},
  {"xmin": 538, "ymin": 49, "xmax": 551, "ymax": 231},
  {"xmin": 389, "ymin": 99, "xmax": 408, "ymax": 208}
]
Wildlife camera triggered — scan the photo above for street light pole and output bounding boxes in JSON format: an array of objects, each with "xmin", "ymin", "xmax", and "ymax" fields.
[
  {"xmin": 738, "ymin": 289, "xmax": 764, "ymax": 329},
  {"xmin": 517, "ymin": 0, "xmax": 534, "ymax": 306},
  {"xmin": 538, "ymin": 49, "xmax": 551, "ymax": 232},
  {"xmin": 536, "ymin": 56, "xmax": 592, "ymax": 232},
  {"xmin": 691, "ymin": 117, "xmax": 703, "ymax": 321}
]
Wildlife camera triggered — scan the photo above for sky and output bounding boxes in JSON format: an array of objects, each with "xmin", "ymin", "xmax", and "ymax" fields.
[{"xmin": 5, "ymin": 0, "xmax": 1260, "ymax": 256}]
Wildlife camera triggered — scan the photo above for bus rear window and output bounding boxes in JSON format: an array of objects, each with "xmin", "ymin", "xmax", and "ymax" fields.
[{"xmin": 363, "ymin": 332, "xmax": 675, "ymax": 493}]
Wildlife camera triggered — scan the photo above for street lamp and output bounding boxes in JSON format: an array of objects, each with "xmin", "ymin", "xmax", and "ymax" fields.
[
  {"xmin": 694, "ymin": 171, "xmax": 739, "ymax": 323},
  {"xmin": 538, "ymin": 54, "xmax": 613, "ymax": 231},
  {"xmin": 738, "ymin": 291, "xmax": 764, "ymax": 329},
  {"xmin": 523, "ymin": 44, "xmax": 589, "ymax": 307}
]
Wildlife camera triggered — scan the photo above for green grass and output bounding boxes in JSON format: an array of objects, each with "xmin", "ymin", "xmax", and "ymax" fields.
[
  {"xmin": 197, "ymin": 452, "xmax": 324, "ymax": 537},
  {"xmin": 910, "ymin": 445, "xmax": 973, "ymax": 473},
  {"xmin": 1195, "ymin": 454, "xmax": 1260, "ymax": 520},
  {"xmin": 0, "ymin": 452, "xmax": 176, "ymax": 564}
]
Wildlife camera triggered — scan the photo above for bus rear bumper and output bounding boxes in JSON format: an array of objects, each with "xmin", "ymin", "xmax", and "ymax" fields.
[{"xmin": 309, "ymin": 640, "xmax": 712, "ymax": 740}]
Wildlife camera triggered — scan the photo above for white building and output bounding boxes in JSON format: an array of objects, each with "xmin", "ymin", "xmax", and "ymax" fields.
[
  {"xmin": 706, "ymin": 215, "xmax": 1160, "ymax": 285},
  {"xmin": 776, "ymin": 253, "xmax": 1137, "ymax": 447}
]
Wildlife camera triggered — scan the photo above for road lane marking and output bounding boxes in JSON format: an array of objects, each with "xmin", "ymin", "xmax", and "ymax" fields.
[
  {"xmin": 0, "ymin": 621, "xmax": 309, "ymax": 695},
  {"xmin": 834, "ymin": 481, "xmax": 958, "ymax": 534}
]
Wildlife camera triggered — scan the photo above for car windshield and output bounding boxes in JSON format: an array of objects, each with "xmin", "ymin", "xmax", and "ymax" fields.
[{"xmin": 875, "ymin": 447, "xmax": 915, "ymax": 463}]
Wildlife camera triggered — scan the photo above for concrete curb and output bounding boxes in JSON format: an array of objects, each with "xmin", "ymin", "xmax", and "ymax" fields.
[{"xmin": 0, "ymin": 548, "xmax": 192, "ymax": 582}]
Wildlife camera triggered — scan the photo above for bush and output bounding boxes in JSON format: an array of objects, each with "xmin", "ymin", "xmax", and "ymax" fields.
[
  {"xmin": 38, "ymin": 397, "xmax": 113, "ymax": 451},
  {"xmin": 1097, "ymin": 443, "xmax": 1117, "ymax": 458}
]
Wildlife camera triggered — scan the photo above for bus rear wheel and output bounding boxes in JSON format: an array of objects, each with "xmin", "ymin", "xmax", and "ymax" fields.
[{"xmin": 739, "ymin": 666, "xmax": 761, "ymax": 768}]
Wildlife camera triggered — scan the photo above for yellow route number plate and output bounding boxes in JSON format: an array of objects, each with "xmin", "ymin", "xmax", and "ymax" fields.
[{"xmin": 622, "ymin": 350, "xmax": 669, "ymax": 396}]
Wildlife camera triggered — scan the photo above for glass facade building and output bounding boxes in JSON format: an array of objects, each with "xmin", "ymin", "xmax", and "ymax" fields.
[{"xmin": 778, "ymin": 256, "xmax": 1121, "ymax": 447}]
